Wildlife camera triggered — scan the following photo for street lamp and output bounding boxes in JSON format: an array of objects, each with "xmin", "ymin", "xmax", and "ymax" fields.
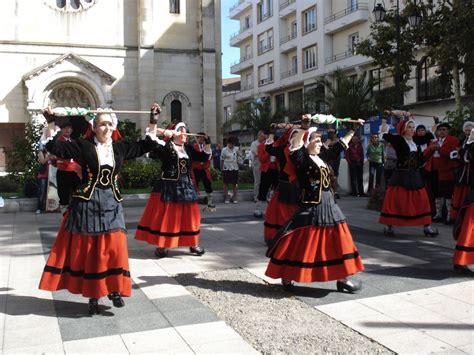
[{"xmin": 373, "ymin": 1, "xmax": 421, "ymax": 109}]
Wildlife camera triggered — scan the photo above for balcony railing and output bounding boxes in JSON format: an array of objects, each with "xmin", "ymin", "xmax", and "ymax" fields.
[
  {"xmin": 324, "ymin": 2, "xmax": 369, "ymax": 24},
  {"xmin": 241, "ymin": 83, "xmax": 254, "ymax": 91},
  {"xmin": 302, "ymin": 23, "xmax": 316, "ymax": 35},
  {"xmin": 280, "ymin": 32, "xmax": 297, "ymax": 45},
  {"xmin": 281, "ymin": 68, "xmax": 297, "ymax": 79},
  {"xmin": 325, "ymin": 50, "xmax": 355, "ymax": 64},
  {"xmin": 258, "ymin": 78, "xmax": 274, "ymax": 87},
  {"xmin": 230, "ymin": 53, "xmax": 253, "ymax": 67},
  {"xmin": 229, "ymin": 23, "xmax": 252, "ymax": 41},
  {"xmin": 279, "ymin": 0, "xmax": 296, "ymax": 10},
  {"xmin": 257, "ymin": 11, "xmax": 273, "ymax": 24},
  {"xmin": 229, "ymin": 0, "xmax": 244, "ymax": 13},
  {"xmin": 303, "ymin": 62, "xmax": 317, "ymax": 72},
  {"xmin": 258, "ymin": 41, "xmax": 274, "ymax": 55}
]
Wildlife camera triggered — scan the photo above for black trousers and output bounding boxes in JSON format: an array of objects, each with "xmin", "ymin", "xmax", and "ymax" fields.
[
  {"xmin": 257, "ymin": 168, "xmax": 278, "ymax": 201},
  {"xmin": 193, "ymin": 169, "xmax": 213, "ymax": 193},
  {"xmin": 348, "ymin": 162, "xmax": 364, "ymax": 196},
  {"xmin": 368, "ymin": 162, "xmax": 383, "ymax": 191},
  {"xmin": 56, "ymin": 170, "xmax": 81, "ymax": 206}
]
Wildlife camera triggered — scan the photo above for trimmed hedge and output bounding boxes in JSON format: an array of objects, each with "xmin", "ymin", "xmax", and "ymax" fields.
[{"xmin": 120, "ymin": 159, "xmax": 162, "ymax": 189}]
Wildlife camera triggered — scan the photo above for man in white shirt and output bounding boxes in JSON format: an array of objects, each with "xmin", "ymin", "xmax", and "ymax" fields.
[{"xmin": 250, "ymin": 130, "xmax": 267, "ymax": 202}]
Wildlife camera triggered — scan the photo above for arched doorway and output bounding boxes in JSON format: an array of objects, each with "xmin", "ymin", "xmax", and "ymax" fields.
[{"xmin": 171, "ymin": 99, "xmax": 182, "ymax": 122}]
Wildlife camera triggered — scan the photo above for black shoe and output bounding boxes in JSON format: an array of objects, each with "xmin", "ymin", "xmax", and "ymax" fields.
[
  {"xmin": 190, "ymin": 246, "xmax": 205, "ymax": 256},
  {"xmin": 334, "ymin": 193, "xmax": 340, "ymax": 199},
  {"xmin": 453, "ymin": 265, "xmax": 474, "ymax": 275},
  {"xmin": 432, "ymin": 216, "xmax": 443, "ymax": 223},
  {"xmin": 336, "ymin": 279, "xmax": 362, "ymax": 293},
  {"xmin": 281, "ymin": 279, "xmax": 294, "ymax": 290},
  {"xmin": 423, "ymin": 227, "xmax": 439, "ymax": 237},
  {"xmin": 107, "ymin": 292, "xmax": 125, "ymax": 308},
  {"xmin": 154, "ymin": 248, "xmax": 168, "ymax": 258},
  {"xmin": 88, "ymin": 298, "xmax": 100, "ymax": 315},
  {"xmin": 383, "ymin": 227, "xmax": 395, "ymax": 237}
]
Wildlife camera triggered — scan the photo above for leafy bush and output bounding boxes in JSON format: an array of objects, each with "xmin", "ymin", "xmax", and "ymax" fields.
[
  {"xmin": 0, "ymin": 176, "xmax": 20, "ymax": 192},
  {"xmin": 120, "ymin": 159, "xmax": 162, "ymax": 189},
  {"xmin": 238, "ymin": 167, "xmax": 254, "ymax": 183},
  {"xmin": 210, "ymin": 167, "xmax": 221, "ymax": 181},
  {"xmin": 445, "ymin": 103, "xmax": 474, "ymax": 138},
  {"xmin": 118, "ymin": 119, "xmax": 141, "ymax": 142}
]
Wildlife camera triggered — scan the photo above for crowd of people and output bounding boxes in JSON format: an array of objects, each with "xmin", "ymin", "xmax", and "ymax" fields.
[{"xmin": 34, "ymin": 106, "xmax": 473, "ymax": 316}]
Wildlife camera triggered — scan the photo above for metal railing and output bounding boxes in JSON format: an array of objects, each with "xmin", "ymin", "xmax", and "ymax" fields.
[
  {"xmin": 279, "ymin": 0, "xmax": 296, "ymax": 11},
  {"xmin": 229, "ymin": 0, "xmax": 244, "ymax": 14},
  {"xmin": 258, "ymin": 78, "xmax": 274, "ymax": 87},
  {"xmin": 257, "ymin": 41, "xmax": 274, "ymax": 55},
  {"xmin": 230, "ymin": 53, "xmax": 253, "ymax": 68},
  {"xmin": 325, "ymin": 50, "xmax": 355, "ymax": 64},
  {"xmin": 257, "ymin": 11, "xmax": 273, "ymax": 24},
  {"xmin": 240, "ymin": 83, "xmax": 254, "ymax": 91},
  {"xmin": 324, "ymin": 2, "xmax": 369, "ymax": 25},
  {"xmin": 302, "ymin": 23, "xmax": 316, "ymax": 35},
  {"xmin": 303, "ymin": 62, "xmax": 317, "ymax": 72},
  {"xmin": 281, "ymin": 68, "xmax": 297, "ymax": 79},
  {"xmin": 229, "ymin": 23, "xmax": 253, "ymax": 41},
  {"xmin": 280, "ymin": 31, "xmax": 297, "ymax": 45}
]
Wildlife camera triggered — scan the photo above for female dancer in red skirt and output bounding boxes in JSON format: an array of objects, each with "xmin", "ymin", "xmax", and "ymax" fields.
[
  {"xmin": 135, "ymin": 115, "xmax": 210, "ymax": 258},
  {"xmin": 453, "ymin": 128, "xmax": 474, "ymax": 275},
  {"xmin": 451, "ymin": 121, "xmax": 474, "ymax": 221},
  {"xmin": 263, "ymin": 124, "xmax": 300, "ymax": 245},
  {"xmin": 265, "ymin": 116, "xmax": 364, "ymax": 292},
  {"xmin": 39, "ymin": 105, "xmax": 159, "ymax": 315},
  {"xmin": 379, "ymin": 119, "xmax": 438, "ymax": 237}
]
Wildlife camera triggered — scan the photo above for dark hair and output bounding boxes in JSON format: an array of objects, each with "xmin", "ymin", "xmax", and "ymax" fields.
[{"xmin": 227, "ymin": 136, "xmax": 238, "ymax": 145}]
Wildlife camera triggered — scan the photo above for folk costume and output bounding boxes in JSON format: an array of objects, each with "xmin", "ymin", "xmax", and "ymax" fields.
[
  {"xmin": 135, "ymin": 122, "xmax": 210, "ymax": 257},
  {"xmin": 423, "ymin": 123, "xmax": 459, "ymax": 223},
  {"xmin": 379, "ymin": 119, "xmax": 438, "ymax": 237},
  {"xmin": 263, "ymin": 128, "xmax": 300, "ymax": 244},
  {"xmin": 39, "ymin": 110, "xmax": 157, "ymax": 315},
  {"xmin": 254, "ymin": 140, "xmax": 279, "ymax": 217},
  {"xmin": 191, "ymin": 133, "xmax": 215, "ymax": 209},
  {"xmin": 265, "ymin": 126, "xmax": 364, "ymax": 292},
  {"xmin": 453, "ymin": 134, "xmax": 474, "ymax": 275}
]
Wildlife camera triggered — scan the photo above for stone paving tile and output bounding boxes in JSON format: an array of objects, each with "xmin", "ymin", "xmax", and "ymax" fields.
[
  {"xmin": 192, "ymin": 338, "xmax": 260, "ymax": 354},
  {"xmin": 341, "ymin": 313, "xmax": 410, "ymax": 339},
  {"xmin": 121, "ymin": 328, "xmax": 193, "ymax": 354},
  {"xmin": 3, "ymin": 324, "xmax": 62, "ymax": 350},
  {"xmin": 174, "ymin": 321, "xmax": 247, "ymax": 346},
  {"xmin": 63, "ymin": 334, "xmax": 128, "ymax": 354},
  {"xmin": 2, "ymin": 342, "xmax": 64, "ymax": 354}
]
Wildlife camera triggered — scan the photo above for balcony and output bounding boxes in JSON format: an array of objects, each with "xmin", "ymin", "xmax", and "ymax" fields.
[
  {"xmin": 257, "ymin": 41, "xmax": 274, "ymax": 55},
  {"xmin": 229, "ymin": 0, "xmax": 252, "ymax": 20},
  {"xmin": 280, "ymin": 33, "xmax": 297, "ymax": 53},
  {"xmin": 303, "ymin": 62, "xmax": 318, "ymax": 73},
  {"xmin": 324, "ymin": 2, "xmax": 369, "ymax": 34},
  {"xmin": 229, "ymin": 23, "xmax": 253, "ymax": 47},
  {"xmin": 258, "ymin": 78, "xmax": 274, "ymax": 87},
  {"xmin": 230, "ymin": 53, "xmax": 253, "ymax": 74},
  {"xmin": 257, "ymin": 11, "xmax": 273, "ymax": 24},
  {"xmin": 236, "ymin": 83, "xmax": 254, "ymax": 101},
  {"xmin": 279, "ymin": 32, "xmax": 297, "ymax": 45},
  {"xmin": 281, "ymin": 68, "xmax": 297, "ymax": 79},
  {"xmin": 325, "ymin": 50, "xmax": 355, "ymax": 65},
  {"xmin": 279, "ymin": 0, "xmax": 296, "ymax": 18},
  {"xmin": 302, "ymin": 23, "xmax": 317, "ymax": 35}
]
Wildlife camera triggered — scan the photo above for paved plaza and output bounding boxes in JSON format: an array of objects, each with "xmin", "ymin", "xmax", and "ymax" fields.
[{"xmin": 0, "ymin": 194, "xmax": 473, "ymax": 354}]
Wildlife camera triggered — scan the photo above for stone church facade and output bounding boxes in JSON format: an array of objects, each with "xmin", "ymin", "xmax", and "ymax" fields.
[{"xmin": 0, "ymin": 0, "xmax": 222, "ymax": 169}]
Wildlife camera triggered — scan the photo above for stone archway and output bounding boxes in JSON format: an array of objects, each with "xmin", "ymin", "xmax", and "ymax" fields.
[
  {"xmin": 161, "ymin": 91, "xmax": 191, "ymax": 124},
  {"xmin": 45, "ymin": 80, "xmax": 98, "ymax": 109}
]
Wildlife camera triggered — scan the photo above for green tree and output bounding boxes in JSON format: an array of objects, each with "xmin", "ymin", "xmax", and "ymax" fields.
[
  {"xmin": 230, "ymin": 97, "xmax": 285, "ymax": 139},
  {"xmin": 311, "ymin": 70, "xmax": 377, "ymax": 119},
  {"xmin": 5, "ymin": 119, "xmax": 44, "ymax": 186},
  {"xmin": 117, "ymin": 119, "xmax": 141, "ymax": 142}
]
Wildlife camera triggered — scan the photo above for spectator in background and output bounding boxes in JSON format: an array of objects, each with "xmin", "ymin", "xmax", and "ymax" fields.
[
  {"xmin": 367, "ymin": 133, "xmax": 384, "ymax": 193},
  {"xmin": 220, "ymin": 136, "xmax": 240, "ymax": 204},
  {"xmin": 212, "ymin": 143, "xmax": 222, "ymax": 171},
  {"xmin": 250, "ymin": 131, "xmax": 267, "ymax": 202},
  {"xmin": 346, "ymin": 135, "xmax": 366, "ymax": 197},
  {"xmin": 36, "ymin": 147, "xmax": 54, "ymax": 214},
  {"xmin": 324, "ymin": 128, "xmax": 342, "ymax": 199}
]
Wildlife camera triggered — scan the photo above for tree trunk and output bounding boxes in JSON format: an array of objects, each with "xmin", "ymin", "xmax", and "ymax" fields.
[{"xmin": 452, "ymin": 62, "xmax": 462, "ymax": 114}]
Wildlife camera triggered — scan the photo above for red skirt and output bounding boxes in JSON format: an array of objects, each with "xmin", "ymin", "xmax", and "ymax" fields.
[
  {"xmin": 379, "ymin": 186, "xmax": 432, "ymax": 226},
  {"xmin": 454, "ymin": 203, "xmax": 474, "ymax": 266},
  {"xmin": 265, "ymin": 223, "xmax": 364, "ymax": 282},
  {"xmin": 39, "ymin": 213, "xmax": 131, "ymax": 298},
  {"xmin": 451, "ymin": 185, "xmax": 470, "ymax": 221},
  {"xmin": 264, "ymin": 191, "xmax": 299, "ymax": 242},
  {"xmin": 135, "ymin": 192, "xmax": 201, "ymax": 248}
]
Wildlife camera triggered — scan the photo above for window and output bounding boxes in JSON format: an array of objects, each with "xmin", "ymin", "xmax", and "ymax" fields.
[
  {"xmin": 348, "ymin": 32, "xmax": 359, "ymax": 54},
  {"xmin": 302, "ymin": 6, "xmax": 316, "ymax": 34},
  {"xmin": 244, "ymin": 73, "xmax": 253, "ymax": 90},
  {"xmin": 258, "ymin": 62, "xmax": 274, "ymax": 86},
  {"xmin": 257, "ymin": 29, "xmax": 274, "ymax": 54},
  {"xmin": 349, "ymin": 0, "xmax": 358, "ymax": 11},
  {"xmin": 224, "ymin": 106, "xmax": 232, "ymax": 122},
  {"xmin": 275, "ymin": 94, "xmax": 285, "ymax": 113},
  {"xmin": 244, "ymin": 16, "xmax": 251, "ymax": 29},
  {"xmin": 369, "ymin": 68, "xmax": 382, "ymax": 93},
  {"xmin": 291, "ymin": 56, "xmax": 298, "ymax": 71},
  {"xmin": 170, "ymin": 0, "xmax": 180, "ymax": 14},
  {"xmin": 288, "ymin": 89, "xmax": 303, "ymax": 121},
  {"xmin": 257, "ymin": 0, "xmax": 273, "ymax": 23},
  {"xmin": 171, "ymin": 100, "xmax": 182, "ymax": 122},
  {"xmin": 303, "ymin": 45, "xmax": 317, "ymax": 71},
  {"xmin": 291, "ymin": 21, "xmax": 297, "ymax": 37},
  {"xmin": 417, "ymin": 57, "xmax": 450, "ymax": 102}
]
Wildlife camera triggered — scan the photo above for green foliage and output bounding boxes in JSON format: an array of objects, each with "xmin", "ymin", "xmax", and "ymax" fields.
[
  {"xmin": 444, "ymin": 103, "xmax": 474, "ymax": 138},
  {"xmin": 210, "ymin": 166, "xmax": 222, "ymax": 181},
  {"xmin": 4, "ymin": 119, "xmax": 44, "ymax": 185},
  {"xmin": 313, "ymin": 70, "xmax": 378, "ymax": 119},
  {"xmin": 120, "ymin": 159, "xmax": 162, "ymax": 189},
  {"xmin": 0, "ymin": 175, "xmax": 20, "ymax": 192},
  {"xmin": 238, "ymin": 167, "xmax": 254, "ymax": 184},
  {"xmin": 117, "ymin": 119, "xmax": 141, "ymax": 142},
  {"xmin": 230, "ymin": 97, "xmax": 284, "ymax": 139}
]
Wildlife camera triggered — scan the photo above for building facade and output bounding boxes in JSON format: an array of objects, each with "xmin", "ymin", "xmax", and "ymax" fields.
[
  {"xmin": 0, "ymin": 0, "xmax": 222, "ymax": 170},
  {"xmin": 227, "ymin": 0, "xmax": 471, "ymax": 124}
]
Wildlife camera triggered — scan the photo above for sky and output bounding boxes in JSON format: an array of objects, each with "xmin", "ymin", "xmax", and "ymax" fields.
[{"xmin": 221, "ymin": 1, "xmax": 240, "ymax": 79}]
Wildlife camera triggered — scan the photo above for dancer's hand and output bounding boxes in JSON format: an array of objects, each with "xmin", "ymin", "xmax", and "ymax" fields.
[
  {"xmin": 349, "ymin": 119, "xmax": 365, "ymax": 131},
  {"xmin": 301, "ymin": 114, "xmax": 311, "ymax": 129},
  {"xmin": 149, "ymin": 103, "xmax": 161, "ymax": 124},
  {"xmin": 204, "ymin": 135, "xmax": 211, "ymax": 145},
  {"xmin": 42, "ymin": 108, "xmax": 55, "ymax": 124}
]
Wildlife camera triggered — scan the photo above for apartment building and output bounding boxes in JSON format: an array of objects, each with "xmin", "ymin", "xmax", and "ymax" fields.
[{"xmin": 227, "ymin": 0, "xmax": 471, "ymax": 123}]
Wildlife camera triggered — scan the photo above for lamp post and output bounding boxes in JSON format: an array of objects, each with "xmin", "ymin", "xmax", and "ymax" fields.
[{"xmin": 373, "ymin": 1, "xmax": 422, "ymax": 109}]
